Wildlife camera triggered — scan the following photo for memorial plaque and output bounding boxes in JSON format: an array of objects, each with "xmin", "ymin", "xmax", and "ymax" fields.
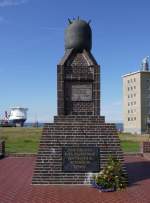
[
  {"xmin": 72, "ymin": 84, "xmax": 92, "ymax": 101},
  {"xmin": 62, "ymin": 147, "xmax": 100, "ymax": 172}
]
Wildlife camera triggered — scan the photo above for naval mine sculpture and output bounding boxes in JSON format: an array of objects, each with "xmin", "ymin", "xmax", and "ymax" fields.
[{"xmin": 32, "ymin": 18, "xmax": 125, "ymax": 184}]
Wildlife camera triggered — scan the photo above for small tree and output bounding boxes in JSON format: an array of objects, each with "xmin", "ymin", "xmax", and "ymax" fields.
[{"xmin": 94, "ymin": 156, "xmax": 127, "ymax": 191}]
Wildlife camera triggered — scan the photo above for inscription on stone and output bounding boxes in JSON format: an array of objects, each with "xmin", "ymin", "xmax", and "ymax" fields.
[
  {"xmin": 62, "ymin": 147, "xmax": 100, "ymax": 172},
  {"xmin": 72, "ymin": 84, "xmax": 92, "ymax": 101}
]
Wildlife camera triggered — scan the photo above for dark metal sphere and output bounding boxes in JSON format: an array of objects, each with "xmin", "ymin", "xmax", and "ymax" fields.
[{"xmin": 65, "ymin": 19, "xmax": 92, "ymax": 51}]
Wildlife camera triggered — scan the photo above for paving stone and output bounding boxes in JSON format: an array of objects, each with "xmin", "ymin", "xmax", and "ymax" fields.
[{"xmin": 0, "ymin": 155, "xmax": 150, "ymax": 203}]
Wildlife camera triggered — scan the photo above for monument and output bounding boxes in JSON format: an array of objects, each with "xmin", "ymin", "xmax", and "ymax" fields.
[{"xmin": 32, "ymin": 19, "xmax": 125, "ymax": 184}]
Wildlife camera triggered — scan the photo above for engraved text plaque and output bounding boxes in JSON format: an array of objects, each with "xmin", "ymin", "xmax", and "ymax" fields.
[
  {"xmin": 72, "ymin": 84, "xmax": 92, "ymax": 101},
  {"xmin": 62, "ymin": 147, "xmax": 100, "ymax": 172}
]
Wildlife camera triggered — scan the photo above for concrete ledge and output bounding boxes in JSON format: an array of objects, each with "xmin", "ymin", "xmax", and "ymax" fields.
[
  {"xmin": 143, "ymin": 153, "xmax": 150, "ymax": 160},
  {"xmin": 124, "ymin": 152, "xmax": 143, "ymax": 156},
  {"xmin": 6, "ymin": 152, "xmax": 143, "ymax": 157},
  {"xmin": 7, "ymin": 153, "xmax": 37, "ymax": 157}
]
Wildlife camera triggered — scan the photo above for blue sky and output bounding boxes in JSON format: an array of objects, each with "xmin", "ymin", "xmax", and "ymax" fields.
[{"xmin": 0, "ymin": 0, "xmax": 150, "ymax": 122}]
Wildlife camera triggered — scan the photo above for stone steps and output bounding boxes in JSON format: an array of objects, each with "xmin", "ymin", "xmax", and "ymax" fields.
[
  {"xmin": 43, "ymin": 125, "xmax": 117, "ymax": 134},
  {"xmin": 54, "ymin": 115, "xmax": 105, "ymax": 123},
  {"xmin": 32, "ymin": 119, "xmax": 126, "ymax": 184}
]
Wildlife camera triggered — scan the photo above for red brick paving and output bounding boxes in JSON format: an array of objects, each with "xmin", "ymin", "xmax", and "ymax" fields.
[{"xmin": 0, "ymin": 155, "xmax": 150, "ymax": 203}]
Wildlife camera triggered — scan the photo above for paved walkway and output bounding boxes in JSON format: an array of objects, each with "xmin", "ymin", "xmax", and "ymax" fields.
[{"xmin": 0, "ymin": 155, "xmax": 150, "ymax": 203}]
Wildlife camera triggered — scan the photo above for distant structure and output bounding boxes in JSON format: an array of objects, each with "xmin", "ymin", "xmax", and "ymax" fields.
[
  {"xmin": 141, "ymin": 56, "xmax": 149, "ymax": 71},
  {"xmin": 9, "ymin": 107, "xmax": 28, "ymax": 127},
  {"xmin": 0, "ymin": 107, "xmax": 28, "ymax": 127},
  {"xmin": 122, "ymin": 56, "xmax": 150, "ymax": 134}
]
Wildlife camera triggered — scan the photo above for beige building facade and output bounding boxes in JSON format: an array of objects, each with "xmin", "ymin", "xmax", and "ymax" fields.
[{"xmin": 123, "ymin": 70, "xmax": 150, "ymax": 134}]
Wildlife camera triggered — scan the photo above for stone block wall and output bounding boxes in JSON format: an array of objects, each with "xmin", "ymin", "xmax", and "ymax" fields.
[
  {"xmin": 57, "ymin": 50, "xmax": 100, "ymax": 116},
  {"xmin": 32, "ymin": 116, "xmax": 126, "ymax": 184},
  {"xmin": 33, "ymin": 48, "xmax": 126, "ymax": 185},
  {"xmin": 143, "ymin": 141, "xmax": 150, "ymax": 153}
]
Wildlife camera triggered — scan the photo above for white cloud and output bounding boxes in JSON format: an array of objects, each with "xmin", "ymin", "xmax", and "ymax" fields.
[{"xmin": 0, "ymin": 0, "xmax": 28, "ymax": 7}]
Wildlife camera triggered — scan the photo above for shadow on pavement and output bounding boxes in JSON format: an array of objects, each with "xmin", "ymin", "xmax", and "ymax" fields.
[{"xmin": 125, "ymin": 159, "xmax": 150, "ymax": 186}]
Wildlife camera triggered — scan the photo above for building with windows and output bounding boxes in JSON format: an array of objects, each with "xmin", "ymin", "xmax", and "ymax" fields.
[{"xmin": 122, "ymin": 56, "xmax": 150, "ymax": 134}]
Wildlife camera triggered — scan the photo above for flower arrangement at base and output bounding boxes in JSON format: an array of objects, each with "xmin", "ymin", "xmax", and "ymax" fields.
[{"xmin": 93, "ymin": 156, "xmax": 127, "ymax": 192}]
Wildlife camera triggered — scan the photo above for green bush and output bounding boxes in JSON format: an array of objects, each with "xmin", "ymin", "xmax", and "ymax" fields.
[{"xmin": 94, "ymin": 156, "xmax": 127, "ymax": 191}]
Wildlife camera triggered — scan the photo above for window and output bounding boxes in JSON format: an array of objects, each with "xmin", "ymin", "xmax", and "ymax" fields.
[
  {"xmin": 128, "ymin": 102, "xmax": 130, "ymax": 106},
  {"xmin": 134, "ymin": 86, "xmax": 136, "ymax": 89},
  {"xmin": 134, "ymin": 93, "xmax": 136, "ymax": 97},
  {"xmin": 128, "ymin": 87, "xmax": 130, "ymax": 91},
  {"xmin": 134, "ymin": 78, "xmax": 136, "ymax": 82},
  {"xmin": 128, "ymin": 117, "xmax": 130, "ymax": 121},
  {"xmin": 134, "ymin": 117, "xmax": 136, "ymax": 120},
  {"xmin": 128, "ymin": 80, "xmax": 130, "ymax": 83},
  {"xmin": 134, "ymin": 101, "xmax": 136, "ymax": 105},
  {"xmin": 128, "ymin": 110, "xmax": 130, "ymax": 113}
]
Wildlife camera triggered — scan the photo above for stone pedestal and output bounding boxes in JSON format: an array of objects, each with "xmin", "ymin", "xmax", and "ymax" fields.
[{"xmin": 32, "ymin": 116, "xmax": 125, "ymax": 184}]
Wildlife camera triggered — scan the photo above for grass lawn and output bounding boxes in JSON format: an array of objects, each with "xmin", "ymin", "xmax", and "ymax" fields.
[
  {"xmin": 119, "ymin": 133, "xmax": 149, "ymax": 153},
  {"xmin": 0, "ymin": 128, "xmax": 149, "ymax": 153},
  {"xmin": 0, "ymin": 127, "xmax": 42, "ymax": 153},
  {"xmin": 120, "ymin": 140, "xmax": 140, "ymax": 153}
]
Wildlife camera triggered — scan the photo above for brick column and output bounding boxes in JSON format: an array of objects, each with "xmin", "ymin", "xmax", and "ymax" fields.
[{"xmin": 57, "ymin": 65, "xmax": 65, "ymax": 115}]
